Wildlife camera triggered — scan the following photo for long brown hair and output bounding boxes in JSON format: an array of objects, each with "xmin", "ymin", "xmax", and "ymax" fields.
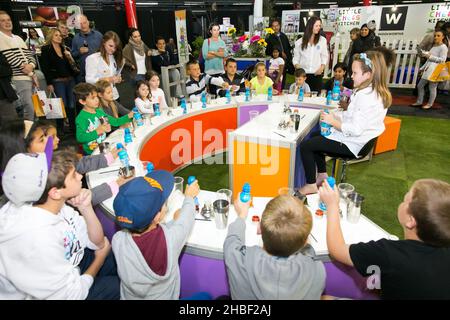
[
  {"xmin": 95, "ymin": 80, "xmax": 119, "ymax": 118},
  {"xmin": 301, "ymin": 16, "xmax": 322, "ymax": 50},
  {"xmin": 409, "ymin": 179, "xmax": 450, "ymax": 247},
  {"xmin": 353, "ymin": 51, "xmax": 392, "ymax": 108},
  {"xmin": 100, "ymin": 31, "xmax": 123, "ymax": 69}
]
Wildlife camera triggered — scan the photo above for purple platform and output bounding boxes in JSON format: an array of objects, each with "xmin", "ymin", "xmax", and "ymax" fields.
[
  {"xmin": 96, "ymin": 207, "xmax": 379, "ymax": 300},
  {"xmin": 238, "ymin": 104, "xmax": 269, "ymax": 126}
]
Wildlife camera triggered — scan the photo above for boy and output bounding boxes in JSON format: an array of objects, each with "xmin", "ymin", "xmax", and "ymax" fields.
[
  {"xmin": 74, "ymin": 83, "xmax": 133, "ymax": 155},
  {"xmin": 217, "ymin": 58, "xmax": 245, "ymax": 97},
  {"xmin": 319, "ymin": 179, "xmax": 450, "ymax": 299},
  {"xmin": 289, "ymin": 68, "xmax": 311, "ymax": 95},
  {"xmin": 224, "ymin": 194, "xmax": 326, "ymax": 300},
  {"xmin": 112, "ymin": 171, "xmax": 200, "ymax": 300},
  {"xmin": 0, "ymin": 148, "xmax": 119, "ymax": 299},
  {"xmin": 185, "ymin": 60, "xmax": 228, "ymax": 100}
]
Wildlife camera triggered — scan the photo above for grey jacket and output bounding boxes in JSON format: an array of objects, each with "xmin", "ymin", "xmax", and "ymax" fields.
[
  {"xmin": 112, "ymin": 197, "xmax": 195, "ymax": 300},
  {"xmin": 224, "ymin": 218, "xmax": 326, "ymax": 300},
  {"xmin": 76, "ymin": 154, "xmax": 111, "ymax": 206}
]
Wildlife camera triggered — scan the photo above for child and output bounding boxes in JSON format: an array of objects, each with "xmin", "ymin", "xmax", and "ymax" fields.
[
  {"xmin": 134, "ymin": 80, "xmax": 154, "ymax": 114},
  {"xmin": 27, "ymin": 120, "xmax": 132, "ymax": 206},
  {"xmin": 147, "ymin": 71, "xmax": 168, "ymax": 110},
  {"xmin": 250, "ymin": 62, "xmax": 277, "ymax": 95},
  {"xmin": 96, "ymin": 80, "xmax": 133, "ymax": 118},
  {"xmin": 289, "ymin": 68, "xmax": 311, "ymax": 94},
  {"xmin": 268, "ymin": 47, "xmax": 285, "ymax": 92},
  {"xmin": 74, "ymin": 83, "xmax": 133, "ymax": 155},
  {"xmin": 324, "ymin": 62, "xmax": 354, "ymax": 93},
  {"xmin": 224, "ymin": 194, "xmax": 325, "ymax": 299},
  {"xmin": 319, "ymin": 178, "xmax": 450, "ymax": 300},
  {"xmin": 299, "ymin": 51, "xmax": 391, "ymax": 195},
  {"xmin": 217, "ymin": 58, "xmax": 246, "ymax": 97},
  {"xmin": 112, "ymin": 171, "xmax": 200, "ymax": 300},
  {"xmin": 185, "ymin": 60, "xmax": 227, "ymax": 101},
  {"xmin": 0, "ymin": 148, "xmax": 120, "ymax": 299}
]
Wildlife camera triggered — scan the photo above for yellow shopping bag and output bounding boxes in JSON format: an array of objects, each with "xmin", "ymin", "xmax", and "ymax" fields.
[{"xmin": 428, "ymin": 62, "xmax": 450, "ymax": 82}]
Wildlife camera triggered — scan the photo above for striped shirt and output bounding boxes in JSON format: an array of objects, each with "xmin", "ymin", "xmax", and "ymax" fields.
[
  {"xmin": 186, "ymin": 73, "xmax": 224, "ymax": 100},
  {"xmin": 0, "ymin": 31, "xmax": 36, "ymax": 81}
]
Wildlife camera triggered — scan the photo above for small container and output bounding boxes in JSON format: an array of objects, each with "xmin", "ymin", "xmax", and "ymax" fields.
[
  {"xmin": 252, "ymin": 215, "xmax": 260, "ymax": 224},
  {"xmin": 315, "ymin": 209, "xmax": 324, "ymax": 217},
  {"xmin": 118, "ymin": 165, "xmax": 135, "ymax": 179}
]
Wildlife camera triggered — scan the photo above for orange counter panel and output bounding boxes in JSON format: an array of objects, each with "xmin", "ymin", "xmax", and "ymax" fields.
[
  {"xmin": 232, "ymin": 140, "xmax": 291, "ymax": 198},
  {"xmin": 374, "ymin": 116, "xmax": 401, "ymax": 155},
  {"xmin": 140, "ymin": 108, "xmax": 238, "ymax": 172}
]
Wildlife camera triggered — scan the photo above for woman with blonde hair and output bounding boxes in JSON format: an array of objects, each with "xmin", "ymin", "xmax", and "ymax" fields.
[
  {"xmin": 85, "ymin": 31, "xmax": 124, "ymax": 101},
  {"xmin": 39, "ymin": 28, "xmax": 77, "ymax": 133},
  {"xmin": 95, "ymin": 80, "xmax": 131, "ymax": 119},
  {"xmin": 299, "ymin": 50, "xmax": 392, "ymax": 195}
]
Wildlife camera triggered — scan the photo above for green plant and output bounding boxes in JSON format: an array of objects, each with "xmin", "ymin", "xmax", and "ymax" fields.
[{"xmin": 192, "ymin": 36, "xmax": 204, "ymax": 60}]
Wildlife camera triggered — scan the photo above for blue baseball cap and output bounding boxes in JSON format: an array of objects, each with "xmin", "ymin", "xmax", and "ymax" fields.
[{"xmin": 113, "ymin": 170, "xmax": 175, "ymax": 230}]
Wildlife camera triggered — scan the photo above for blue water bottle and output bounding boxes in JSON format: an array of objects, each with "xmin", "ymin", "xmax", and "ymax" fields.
[
  {"xmin": 267, "ymin": 86, "xmax": 273, "ymax": 101},
  {"xmin": 240, "ymin": 183, "xmax": 251, "ymax": 203},
  {"xmin": 318, "ymin": 177, "xmax": 336, "ymax": 212},
  {"xmin": 180, "ymin": 97, "xmax": 187, "ymax": 114},
  {"xmin": 132, "ymin": 108, "xmax": 144, "ymax": 127},
  {"xmin": 153, "ymin": 103, "xmax": 161, "ymax": 116},
  {"xmin": 225, "ymin": 89, "xmax": 231, "ymax": 104},
  {"xmin": 320, "ymin": 109, "xmax": 332, "ymax": 137},
  {"xmin": 201, "ymin": 92, "xmax": 207, "ymax": 109},
  {"xmin": 124, "ymin": 127, "xmax": 133, "ymax": 144},
  {"xmin": 245, "ymin": 87, "xmax": 250, "ymax": 102},
  {"xmin": 118, "ymin": 150, "xmax": 129, "ymax": 168},
  {"xmin": 146, "ymin": 162, "xmax": 154, "ymax": 174},
  {"xmin": 116, "ymin": 143, "xmax": 124, "ymax": 150},
  {"xmin": 187, "ymin": 176, "xmax": 200, "ymax": 212},
  {"xmin": 332, "ymin": 80, "xmax": 340, "ymax": 101},
  {"xmin": 326, "ymin": 90, "xmax": 332, "ymax": 106},
  {"xmin": 297, "ymin": 86, "xmax": 304, "ymax": 102}
]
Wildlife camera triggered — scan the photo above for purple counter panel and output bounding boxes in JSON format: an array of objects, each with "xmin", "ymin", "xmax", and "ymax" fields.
[{"xmin": 238, "ymin": 104, "xmax": 269, "ymax": 126}]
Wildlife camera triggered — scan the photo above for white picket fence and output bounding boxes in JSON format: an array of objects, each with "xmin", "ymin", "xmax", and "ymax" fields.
[{"xmin": 325, "ymin": 35, "xmax": 422, "ymax": 89}]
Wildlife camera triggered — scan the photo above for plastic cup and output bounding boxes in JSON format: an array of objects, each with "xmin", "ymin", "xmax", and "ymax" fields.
[
  {"xmin": 249, "ymin": 110, "xmax": 259, "ymax": 121},
  {"xmin": 174, "ymin": 176, "xmax": 184, "ymax": 194},
  {"xmin": 217, "ymin": 188, "xmax": 232, "ymax": 203},
  {"xmin": 338, "ymin": 183, "xmax": 355, "ymax": 201},
  {"xmin": 347, "ymin": 192, "xmax": 364, "ymax": 223},
  {"xmin": 311, "ymin": 91, "xmax": 318, "ymax": 97},
  {"xmin": 213, "ymin": 199, "xmax": 229, "ymax": 229}
]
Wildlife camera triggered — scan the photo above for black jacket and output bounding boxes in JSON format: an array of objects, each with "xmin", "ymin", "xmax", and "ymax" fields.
[
  {"xmin": 266, "ymin": 32, "xmax": 294, "ymax": 74},
  {"xmin": 151, "ymin": 47, "xmax": 177, "ymax": 75},
  {"xmin": 0, "ymin": 52, "xmax": 18, "ymax": 102},
  {"xmin": 39, "ymin": 44, "xmax": 74, "ymax": 84}
]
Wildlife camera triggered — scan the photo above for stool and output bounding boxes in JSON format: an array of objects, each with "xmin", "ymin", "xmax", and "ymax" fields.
[
  {"xmin": 327, "ymin": 137, "xmax": 378, "ymax": 183},
  {"xmin": 374, "ymin": 116, "xmax": 401, "ymax": 154}
]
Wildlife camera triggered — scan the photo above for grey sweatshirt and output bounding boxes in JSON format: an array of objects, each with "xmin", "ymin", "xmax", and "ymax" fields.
[
  {"xmin": 224, "ymin": 218, "xmax": 326, "ymax": 300},
  {"xmin": 76, "ymin": 154, "xmax": 111, "ymax": 206},
  {"xmin": 112, "ymin": 197, "xmax": 195, "ymax": 300}
]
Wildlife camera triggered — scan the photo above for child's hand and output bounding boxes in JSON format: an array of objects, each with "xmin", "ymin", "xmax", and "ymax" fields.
[
  {"xmin": 67, "ymin": 188, "xmax": 93, "ymax": 213},
  {"xmin": 110, "ymin": 146, "xmax": 122, "ymax": 159},
  {"xmin": 234, "ymin": 195, "xmax": 251, "ymax": 219},
  {"xmin": 273, "ymin": 89, "xmax": 279, "ymax": 95},
  {"xmin": 128, "ymin": 111, "xmax": 134, "ymax": 119},
  {"xmin": 222, "ymin": 82, "xmax": 230, "ymax": 89},
  {"xmin": 320, "ymin": 111, "xmax": 335, "ymax": 126},
  {"xmin": 95, "ymin": 236, "xmax": 111, "ymax": 259},
  {"xmin": 318, "ymin": 180, "xmax": 340, "ymax": 212},
  {"xmin": 185, "ymin": 180, "xmax": 200, "ymax": 198},
  {"xmin": 117, "ymin": 175, "xmax": 134, "ymax": 187}
]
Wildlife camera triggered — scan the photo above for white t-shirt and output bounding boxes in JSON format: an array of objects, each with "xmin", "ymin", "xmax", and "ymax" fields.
[
  {"xmin": 269, "ymin": 57, "xmax": 285, "ymax": 75},
  {"xmin": 135, "ymin": 97, "xmax": 154, "ymax": 114},
  {"xmin": 150, "ymin": 88, "xmax": 168, "ymax": 110},
  {"xmin": 134, "ymin": 50, "xmax": 147, "ymax": 75},
  {"xmin": 85, "ymin": 52, "xmax": 120, "ymax": 100}
]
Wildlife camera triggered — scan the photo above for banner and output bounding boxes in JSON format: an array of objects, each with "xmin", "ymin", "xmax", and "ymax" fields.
[
  {"xmin": 175, "ymin": 10, "xmax": 189, "ymax": 65},
  {"xmin": 281, "ymin": 10, "xmax": 300, "ymax": 34},
  {"xmin": 28, "ymin": 5, "xmax": 81, "ymax": 29}
]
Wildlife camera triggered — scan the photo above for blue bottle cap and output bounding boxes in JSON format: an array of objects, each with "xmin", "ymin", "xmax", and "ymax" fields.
[
  {"xmin": 326, "ymin": 177, "xmax": 336, "ymax": 189},
  {"xmin": 146, "ymin": 162, "xmax": 154, "ymax": 173},
  {"xmin": 124, "ymin": 128, "xmax": 130, "ymax": 134},
  {"xmin": 242, "ymin": 182, "xmax": 251, "ymax": 192},
  {"xmin": 116, "ymin": 143, "xmax": 123, "ymax": 149},
  {"xmin": 187, "ymin": 176, "xmax": 196, "ymax": 185}
]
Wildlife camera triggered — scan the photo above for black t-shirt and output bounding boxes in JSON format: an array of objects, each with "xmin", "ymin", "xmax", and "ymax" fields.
[{"xmin": 349, "ymin": 239, "xmax": 450, "ymax": 300}]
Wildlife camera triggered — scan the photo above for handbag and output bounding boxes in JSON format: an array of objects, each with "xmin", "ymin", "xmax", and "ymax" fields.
[
  {"xmin": 428, "ymin": 62, "xmax": 450, "ymax": 82},
  {"xmin": 43, "ymin": 92, "xmax": 67, "ymax": 119}
]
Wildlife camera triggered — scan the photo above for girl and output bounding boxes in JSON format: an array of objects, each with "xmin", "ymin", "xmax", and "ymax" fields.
[
  {"xmin": 134, "ymin": 80, "xmax": 153, "ymax": 114},
  {"xmin": 249, "ymin": 62, "xmax": 277, "ymax": 95},
  {"xmin": 85, "ymin": 31, "xmax": 124, "ymax": 101},
  {"xmin": 268, "ymin": 47, "xmax": 285, "ymax": 92},
  {"xmin": 96, "ymin": 80, "xmax": 132, "ymax": 118},
  {"xmin": 146, "ymin": 71, "xmax": 168, "ymax": 110},
  {"xmin": 292, "ymin": 16, "xmax": 328, "ymax": 92},
  {"xmin": 324, "ymin": 62, "xmax": 354, "ymax": 92},
  {"xmin": 412, "ymin": 30, "xmax": 448, "ymax": 110},
  {"xmin": 320, "ymin": 178, "xmax": 450, "ymax": 299},
  {"xmin": 299, "ymin": 51, "xmax": 391, "ymax": 195}
]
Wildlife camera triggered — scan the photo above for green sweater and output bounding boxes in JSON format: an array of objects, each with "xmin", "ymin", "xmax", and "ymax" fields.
[{"xmin": 76, "ymin": 108, "xmax": 131, "ymax": 154}]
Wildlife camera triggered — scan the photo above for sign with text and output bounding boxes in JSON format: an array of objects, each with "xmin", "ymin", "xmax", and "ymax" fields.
[
  {"xmin": 175, "ymin": 10, "xmax": 189, "ymax": 65},
  {"xmin": 380, "ymin": 6, "xmax": 408, "ymax": 31},
  {"xmin": 299, "ymin": 11, "xmax": 321, "ymax": 32}
]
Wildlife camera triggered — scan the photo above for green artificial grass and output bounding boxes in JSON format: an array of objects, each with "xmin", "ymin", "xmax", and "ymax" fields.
[{"xmin": 176, "ymin": 115, "xmax": 450, "ymax": 238}]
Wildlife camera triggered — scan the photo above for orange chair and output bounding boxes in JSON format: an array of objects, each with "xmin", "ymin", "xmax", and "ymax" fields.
[{"xmin": 374, "ymin": 116, "xmax": 401, "ymax": 155}]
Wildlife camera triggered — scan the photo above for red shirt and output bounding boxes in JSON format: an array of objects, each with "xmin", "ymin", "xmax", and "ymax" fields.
[{"xmin": 133, "ymin": 225, "xmax": 168, "ymax": 276}]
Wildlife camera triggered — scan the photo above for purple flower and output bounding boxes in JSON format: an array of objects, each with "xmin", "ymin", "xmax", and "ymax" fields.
[{"xmin": 232, "ymin": 43, "xmax": 241, "ymax": 53}]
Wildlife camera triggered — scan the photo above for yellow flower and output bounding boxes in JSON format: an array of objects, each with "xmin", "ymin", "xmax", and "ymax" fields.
[
  {"xmin": 227, "ymin": 28, "xmax": 236, "ymax": 36},
  {"xmin": 258, "ymin": 39, "xmax": 267, "ymax": 47},
  {"xmin": 264, "ymin": 28, "xmax": 275, "ymax": 34}
]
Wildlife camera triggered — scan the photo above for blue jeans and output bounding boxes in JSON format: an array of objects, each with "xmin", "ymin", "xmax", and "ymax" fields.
[
  {"xmin": 78, "ymin": 248, "xmax": 120, "ymax": 300},
  {"xmin": 53, "ymin": 77, "xmax": 76, "ymax": 132}
]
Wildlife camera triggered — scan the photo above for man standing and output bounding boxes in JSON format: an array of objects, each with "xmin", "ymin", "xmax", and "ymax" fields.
[
  {"xmin": 265, "ymin": 18, "xmax": 293, "ymax": 90},
  {"xmin": 71, "ymin": 14, "xmax": 102, "ymax": 82},
  {"xmin": 57, "ymin": 19, "xmax": 74, "ymax": 49},
  {"xmin": 0, "ymin": 11, "xmax": 37, "ymax": 121}
]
